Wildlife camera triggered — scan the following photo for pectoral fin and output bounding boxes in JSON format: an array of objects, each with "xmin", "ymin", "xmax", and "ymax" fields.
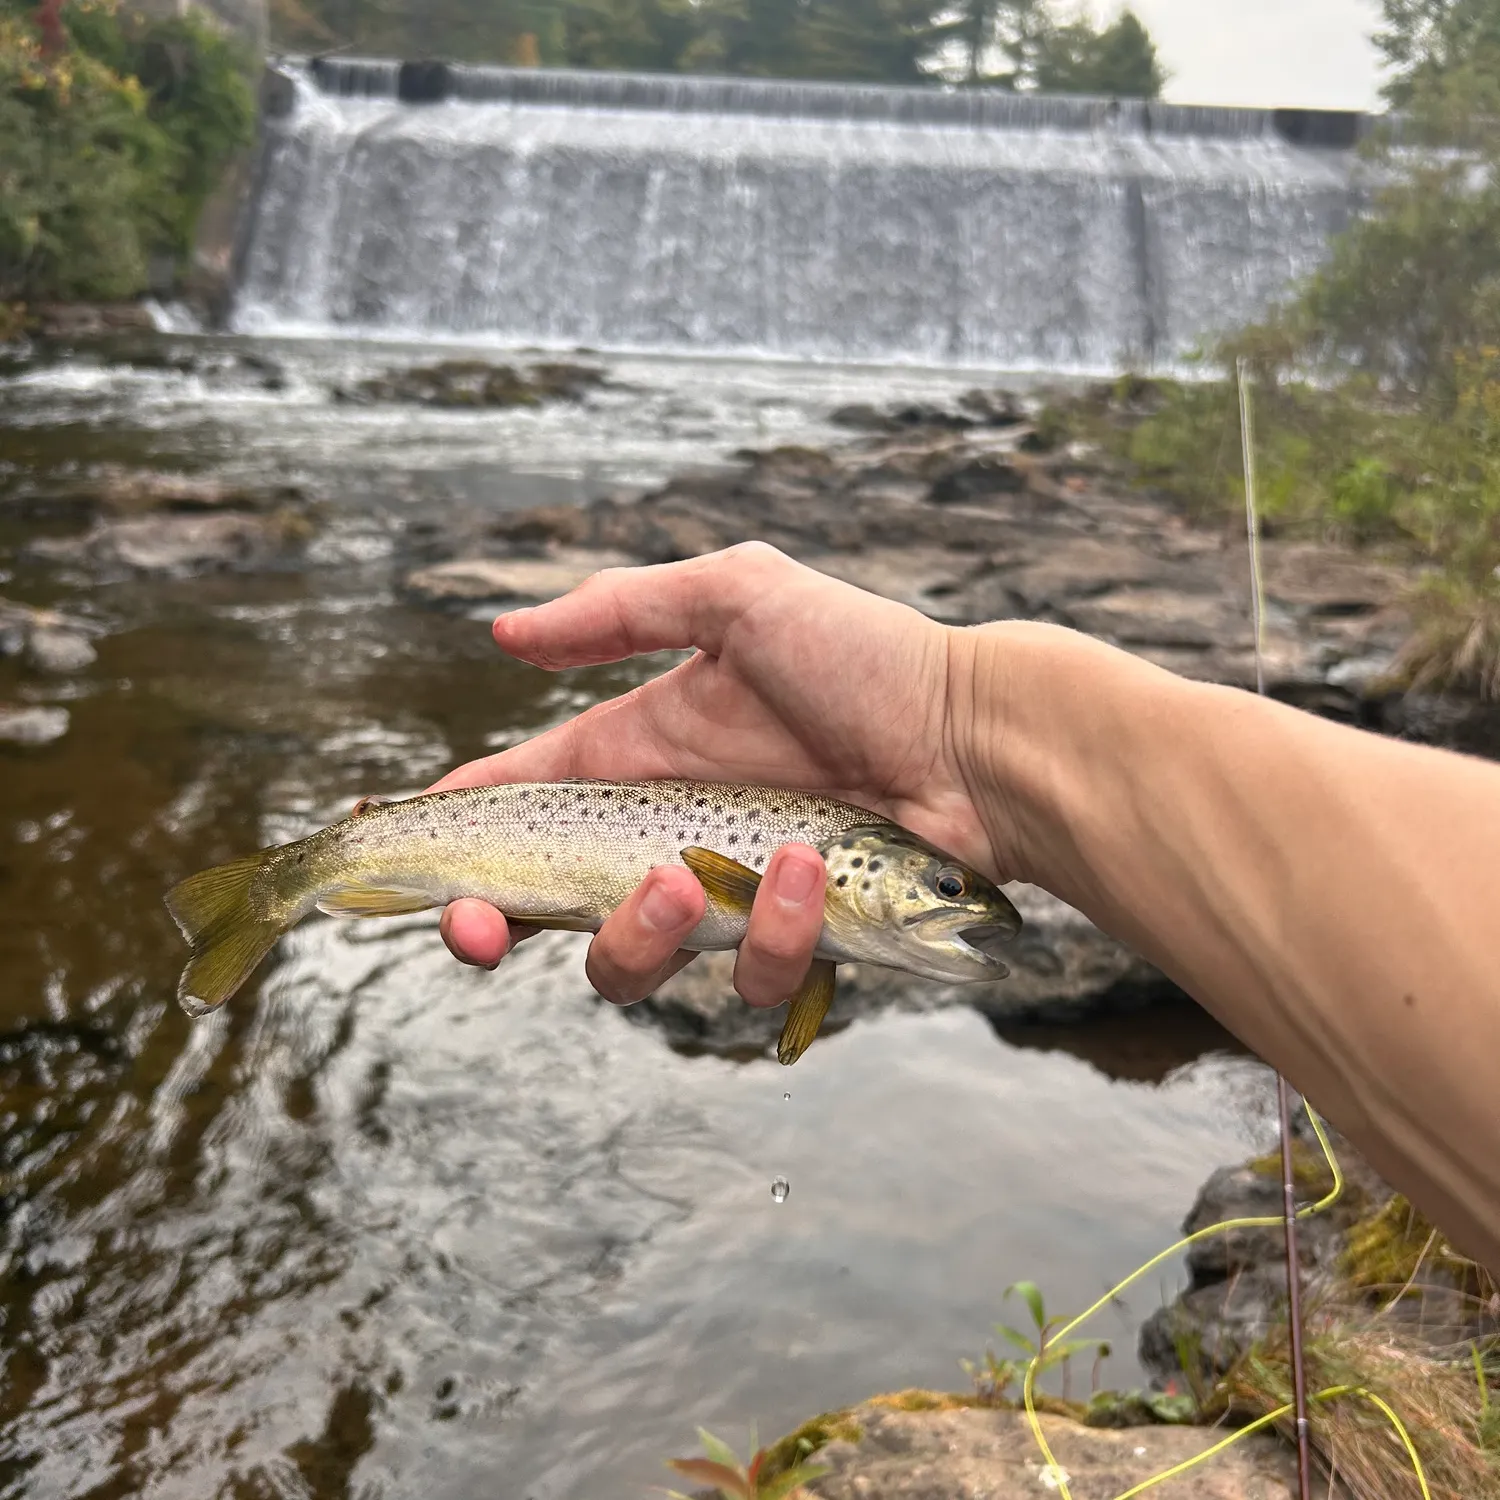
[
  {"xmin": 680, "ymin": 846, "xmax": 762, "ymax": 912},
  {"xmin": 317, "ymin": 883, "xmax": 438, "ymax": 918},
  {"xmin": 777, "ymin": 959, "xmax": 837, "ymax": 1066}
]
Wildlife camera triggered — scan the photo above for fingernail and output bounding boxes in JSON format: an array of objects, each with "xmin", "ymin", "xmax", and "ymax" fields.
[
  {"xmin": 641, "ymin": 878, "xmax": 693, "ymax": 933},
  {"xmin": 774, "ymin": 854, "xmax": 820, "ymax": 904}
]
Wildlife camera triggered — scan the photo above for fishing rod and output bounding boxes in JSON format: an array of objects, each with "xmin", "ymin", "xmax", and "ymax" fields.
[{"xmin": 1238, "ymin": 354, "xmax": 1313, "ymax": 1500}]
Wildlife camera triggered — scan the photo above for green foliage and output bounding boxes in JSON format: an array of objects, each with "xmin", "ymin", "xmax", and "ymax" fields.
[
  {"xmin": 1375, "ymin": 0, "xmax": 1500, "ymax": 106},
  {"xmin": 1032, "ymin": 9, "xmax": 1165, "ymax": 97},
  {"xmin": 932, "ymin": 0, "xmax": 1164, "ymax": 94},
  {"xmin": 962, "ymin": 1280, "xmax": 1111, "ymax": 1403},
  {"xmin": 663, "ymin": 1425, "xmax": 830, "ymax": 1500},
  {"xmin": 270, "ymin": 0, "xmax": 1165, "ymax": 91},
  {"xmin": 0, "ymin": 1, "xmax": 255, "ymax": 303}
]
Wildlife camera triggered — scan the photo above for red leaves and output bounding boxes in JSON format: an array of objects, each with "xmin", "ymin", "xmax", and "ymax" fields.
[{"xmin": 36, "ymin": 0, "xmax": 66, "ymax": 57}]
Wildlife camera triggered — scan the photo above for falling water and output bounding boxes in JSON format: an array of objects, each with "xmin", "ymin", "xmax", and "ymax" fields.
[{"xmin": 231, "ymin": 60, "xmax": 1374, "ymax": 370}]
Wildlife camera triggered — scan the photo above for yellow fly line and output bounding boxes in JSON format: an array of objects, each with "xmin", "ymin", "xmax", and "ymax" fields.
[{"xmin": 1017, "ymin": 1105, "xmax": 1432, "ymax": 1500}]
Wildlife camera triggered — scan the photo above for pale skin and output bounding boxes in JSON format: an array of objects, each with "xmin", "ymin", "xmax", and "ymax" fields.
[{"xmin": 429, "ymin": 542, "xmax": 1500, "ymax": 1270}]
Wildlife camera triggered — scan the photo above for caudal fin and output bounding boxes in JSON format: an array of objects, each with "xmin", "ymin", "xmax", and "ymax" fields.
[{"xmin": 164, "ymin": 853, "xmax": 284, "ymax": 1018}]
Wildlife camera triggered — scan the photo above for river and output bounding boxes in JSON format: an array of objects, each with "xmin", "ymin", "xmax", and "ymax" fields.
[{"xmin": 0, "ymin": 333, "xmax": 1279, "ymax": 1499}]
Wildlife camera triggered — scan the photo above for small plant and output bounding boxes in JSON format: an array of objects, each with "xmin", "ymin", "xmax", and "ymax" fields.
[
  {"xmin": 964, "ymin": 1281, "xmax": 1111, "ymax": 1404},
  {"xmin": 663, "ymin": 1426, "xmax": 829, "ymax": 1500},
  {"xmin": 1473, "ymin": 1343, "xmax": 1500, "ymax": 1452}
]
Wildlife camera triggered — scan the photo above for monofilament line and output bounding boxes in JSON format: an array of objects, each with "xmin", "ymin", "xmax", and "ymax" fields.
[{"xmin": 1238, "ymin": 355, "xmax": 1312, "ymax": 1500}]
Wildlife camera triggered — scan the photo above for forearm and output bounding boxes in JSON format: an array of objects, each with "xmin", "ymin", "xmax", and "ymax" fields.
[{"xmin": 959, "ymin": 621, "xmax": 1500, "ymax": 1268}]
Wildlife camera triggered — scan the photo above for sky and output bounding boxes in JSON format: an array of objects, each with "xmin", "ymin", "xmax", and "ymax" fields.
[{"xmin": 1121, "ymin": 0, "xmax": 1387, "ymax": 110}]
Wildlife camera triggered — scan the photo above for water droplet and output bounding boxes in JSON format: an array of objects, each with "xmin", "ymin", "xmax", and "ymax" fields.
[
  {"xmin": 770, "ymin": 1177, "xmax": 790, "ymax": 1203},
  {"xmin": 783, "ymin": 1092, "xmax": 791, "ymax": 1102}
]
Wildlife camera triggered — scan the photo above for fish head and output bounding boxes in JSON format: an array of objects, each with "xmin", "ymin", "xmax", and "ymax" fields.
[{"xmin": 820, "ymin": 825, "xmax": 1022, "ymax": 982}]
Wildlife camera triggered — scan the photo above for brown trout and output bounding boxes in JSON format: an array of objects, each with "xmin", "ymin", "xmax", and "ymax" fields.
[{"xmin": 165, "ymin": 780, "xmax": 1021, "ymax": 1064}]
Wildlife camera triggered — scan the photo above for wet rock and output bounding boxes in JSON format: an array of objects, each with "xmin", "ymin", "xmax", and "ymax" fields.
[
  {"xmin": 336, "ymin": 359, "xmax": 606, "ymax": 408},
  {"xmin": 32, "ymin": 302, "xmax": 156, "ymax": 338},
  {"xmin": 628, "ymin": 884, "xmax": 1179, "ymax": 1060},
  {"xmin": 25, "ymin": 627, "xmax": 97, "ymax": 673},
  {"xmin": 1005, "ymin": 537, "xmax": 1174, "ymax": 612},
  {"xmin": 401, "ymin": 549, "xmax": 635, "ymax": 605},
  {"xmin": 928, "ymin": 453, "xmax": 1032, "ymax": 504},
  {"xmin": 30, "ymin": 510, "xmax": 312, "ymax": 576},
  {"xmin": 959, "ymin": 387, "xmax": 1029, "ymax": 426},
  {"xmin": 488, "ymin": 504, "xmax": 596, "ymax": 547},
  {"xmin": 807, "ymin": 548, "xmax": 985, "ymax": 619},
  {"xmin": 1138, "ymin": 1122, "xmax": 1394, "ymax": 1389},
  {"xmin": 830, "ymin": 400, "xmax": 978, "ymax": 432},
  {"xmin": 803, "ymin": 1402, "xmax": 1319, "ymax": 1499},
  {"xmin": 85, "ymin": 466, "xmax": 287, "ymax": 516},
  {"xmin": 0, "ymin": 598, "xmax": 102, "ymax": 673},
  {"xmin": 0, "ymin": 705, "xmax": 69, "ymax": 746}
]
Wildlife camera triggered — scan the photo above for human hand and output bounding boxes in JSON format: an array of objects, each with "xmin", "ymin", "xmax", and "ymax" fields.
[{"xmin": 428, "ymin": 543, "xmax": 1010, "ymax": 1008}]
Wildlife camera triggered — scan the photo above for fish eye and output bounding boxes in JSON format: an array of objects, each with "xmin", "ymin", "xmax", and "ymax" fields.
[{"xmin": 935, "ymin": 869, "xmax": 968, "ymax": 901}]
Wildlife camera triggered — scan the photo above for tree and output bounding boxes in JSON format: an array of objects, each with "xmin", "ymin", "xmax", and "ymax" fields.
[
  {"xmin": 1375, "ymin": 0, "xmax": 1500, "ymax": 106},
  {"xmin": 1033, "ymin": 8, "xmax": 1164, "ymax": 97},
  {"xmin": 934, "ymin": 0, "xmax": 1165, "ymax": 95}
]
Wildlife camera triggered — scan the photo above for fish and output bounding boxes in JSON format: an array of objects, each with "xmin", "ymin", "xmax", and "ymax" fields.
[{"xmin": 164, "ymin": 779, "xmax": 1022, "ymax": 1064}]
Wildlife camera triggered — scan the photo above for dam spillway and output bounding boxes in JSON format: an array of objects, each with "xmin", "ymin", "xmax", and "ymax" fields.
[{"xmin": 230, "ymin": 59, "xmax": 1372, "ymax": 370}]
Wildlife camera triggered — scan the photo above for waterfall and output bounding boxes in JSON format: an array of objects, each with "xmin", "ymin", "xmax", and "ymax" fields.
[{"xmin": 232, "ymin": 60, "xmax": 1372, "ymax": 370}]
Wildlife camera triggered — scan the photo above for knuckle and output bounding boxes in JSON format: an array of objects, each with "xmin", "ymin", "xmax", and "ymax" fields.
[
  {"xmin": 748, "ymin": 926, "xmax": 816, "ymax": 967},
  {"xmin": 723, "ymin": 539, "xmax": 787, "ymax": 573},
  {"xmin": 586, "ymin": 949, "xmax": 649, "ymax": 1006}
]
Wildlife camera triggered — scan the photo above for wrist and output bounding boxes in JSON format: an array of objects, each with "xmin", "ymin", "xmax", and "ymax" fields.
[{"xmin": 946, "ymin": 619, "xmax": 1188, "ymax": 901}]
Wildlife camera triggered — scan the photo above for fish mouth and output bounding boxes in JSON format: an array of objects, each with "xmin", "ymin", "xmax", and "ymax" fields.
[{"xmin": 956, "ymin": 923, "xmax": 1019, "ymax": 964}]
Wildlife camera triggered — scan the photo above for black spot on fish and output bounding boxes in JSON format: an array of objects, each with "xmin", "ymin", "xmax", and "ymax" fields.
[
  {"xmin": 520, "ymin": 789, "xmax": 530, "ymax": 800},
  {"xmin": 798, "ymin": 820, "xmax": 809, "ymax": 830},
  {"xmin": 430, "ymin": 830, "xmax": 438, "ymax": 840},
  {"xmin": 726, "ymin": 813, "xmax": 736, "ymax": 824},
  {"xmin": 602, "ymin": 789, "xmax": 613, "ymax": 798},
  {"xmin": 907, "ymin": 888, "xmax": 918, "ymax": 900},
  {"xmin": 842, "ymin": 838, "xmax": 854, "ymax": 850},
  {"xmin": 861, "ymin": 880, "xmax": 870, "ymax": 891},
  {"xmin": 851, "ymin": 856, "xmax": 863, "ymax": 868},
  {"xmin": 868, "ymin": 859, "xmax": 882, "ymax": 872},
  {"xmin": 727, "ymin": 834, "xmax": 738, "ymax": 846},
  {"xmin": 296, "ymin": 853, "xmax": 306, "ymax": 864},
  {"xmin": 836, "ymin": 874, "xmax": 848, "ymax": 887},
  {"xmin": 749, "ymin": 807, "xmax": 761, "ymax": 819},
  {"xmin": 750, "ymin": 832, "xmax": 761, "ymax": 845},
  {"xmin": 695, "ymin": 797, "xmax": 706, "ymax": 806},
  {"xmin": 640, "ymin": 829, "xmax": 647, "ymax": 838},
  {"xmin": 527, "ymin": 822, "xmax": 536, "ymax": 832}
]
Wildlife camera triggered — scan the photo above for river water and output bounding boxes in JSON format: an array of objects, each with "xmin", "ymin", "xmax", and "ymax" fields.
[{"xmin": 0, "ymin": 335, "xmax": 1278, "ymax": 1499}]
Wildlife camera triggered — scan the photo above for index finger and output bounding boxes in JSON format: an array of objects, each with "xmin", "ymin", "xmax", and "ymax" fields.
[{"xmin": 492, "ymin": 542, "xmax": 789, "ymax": 669}]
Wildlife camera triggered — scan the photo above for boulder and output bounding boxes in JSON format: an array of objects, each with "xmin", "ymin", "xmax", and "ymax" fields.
[
  {"xmin": 401, "ymin": 549, "xmax": 636, "ymax": 605},
  {"xmin": 29, "ymin": 510, "xmax": 312, "ymax": 576},
  {"xmin": 928, "ymin": 454, "xmax": 1032, "ymax": 504},
  {"xmin": 803, "ymin": 1402, "xmax": 1323, "ymax": 1499},
  {"xmin": 0, "ymin": 705, "xmax": 69, "ymax": 746},
  {"xmin": 0, "ymin": 598, "xmax": 102, "ymax": 674},
  {"xmin": 26, "ymin": 627, "xmax": 97, "ymax": 674},
  {"xmin": 336, "ymin": 359, "xmax": 606, "ymax": 408},
  {"xmin": 625, "ymin": 884, "xmax": 1180, "ymax": 1059},
  {"xmin": 85, "ymin": 467, "xmax": 286, "ymax": 516}
]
